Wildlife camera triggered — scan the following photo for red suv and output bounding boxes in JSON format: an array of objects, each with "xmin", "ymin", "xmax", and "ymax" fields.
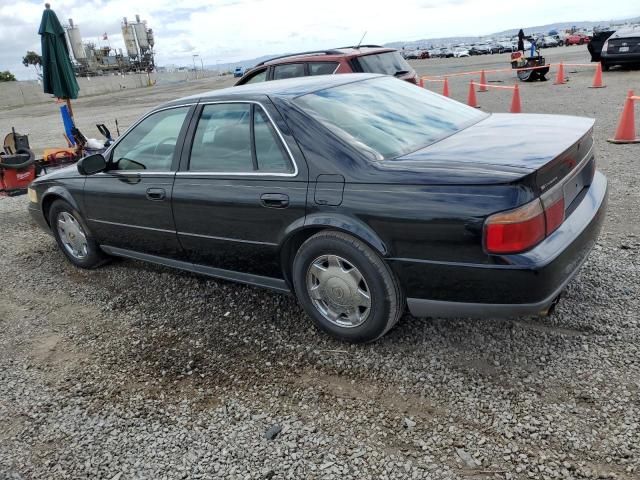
[
  {"xmin": 235, "ymin": 45, "xmax": 418, "ymax": 85},
  {"xmin": 565, "ymin": 33, "xmax": 591, "ymax": 46}
]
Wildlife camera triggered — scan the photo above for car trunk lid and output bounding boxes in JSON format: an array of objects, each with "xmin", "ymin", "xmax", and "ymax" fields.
[
  {"xmin": 383, "ymin": 113, "xmax": 595, "ymax": 193},
  {"xmin": 606, "ymin": 36, "xmax": 640, "ymax": 54}
]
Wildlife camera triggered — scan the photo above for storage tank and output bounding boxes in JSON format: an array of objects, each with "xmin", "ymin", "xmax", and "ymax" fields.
[
  {"xmin": 66, "ymin": 18, "xmax": 86, "ymax": 60},
  {"xmin": 134, "ymin": 22, "xmax": 149, "ymax": 49},
  {"xmin": 121, "ymin": 18, "xmax": 139, "ymax": 58}
]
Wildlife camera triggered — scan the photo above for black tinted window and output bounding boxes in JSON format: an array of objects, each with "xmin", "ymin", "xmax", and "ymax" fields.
[
  {"xmin": 254, "ymin": 108, "xmax": 292, "ymax": 173},
  {"xmin": 308, "ymin": 62, "xmax": 339, "ymax": 76},
  {"xmin": 355, "ymin": 51, "xmax": 412, "ymax": 75},
  {"xmin": 111, "ymin": 107, "xmax": 189, "ymax": 171},
  {"xmin": 189, "ymin": 104, "xmax": 252, "ymax": 172},
  {"xmin": 273, "ymin": 63, "xmax": 305, "ymax": 80}
]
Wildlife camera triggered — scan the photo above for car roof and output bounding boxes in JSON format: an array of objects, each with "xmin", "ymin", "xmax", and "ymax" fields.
[
  {"xmin": 610, "ymin": 25, "xmax": 640, "ymax": 38},
  {"xmin": 254, "ymin": 46, "xmax": 395, "ymax": 67},
  {"xmin": 162, "ymin": 73, "xmax": 385, "ymax": 107}
]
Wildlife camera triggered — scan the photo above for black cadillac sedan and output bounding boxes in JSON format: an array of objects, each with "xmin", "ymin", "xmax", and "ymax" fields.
[{"xmin": 28, "ymin": 74, "xmax": 608, "ymax": 343}]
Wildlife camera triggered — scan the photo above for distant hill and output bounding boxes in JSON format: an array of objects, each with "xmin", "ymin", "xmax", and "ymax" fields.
[
  {"xmin": 385, "ymin": 16, "xmax": 640, "ymax": 49},
  {"xmin": 193, "ymin": 15, "xmax": 639, "ymax": 71}
]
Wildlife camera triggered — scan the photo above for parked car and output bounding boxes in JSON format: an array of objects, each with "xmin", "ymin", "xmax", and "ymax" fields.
[
  {"xmin": 233, "ymin": 67, "xmax": 244, "ymax": 78},
  {"xmin": 497, "ymin": 41, "xmax": 516, "ymax": 53},
  {"xmin": 419, "ymin": 50, "xmax": 431, "ymax": 59},
  {"xmin": 470, "ymin": 44, "xmax": 491, "ymax": 55},
  {"xmin": 588, "ymin": 30, "xmax": 615, "ymax": 62},
  {"xmin": 600, "ymin": 26, "xmax": 640, "ymax": 70},
  {"xmin": 551, "ymin": 34, "xmax": 565, "ymax": 46},
  {"xmin": 28, "ymin": 74, "xmax": 608, "ymax": 343},
  {"xmin": 538, "ymin": 36, "xmax": 559, "ymax": 48},
  {"xmin": 566, "ymin": 33, "xmax": 591, "ymax": 45},
  {"xmin": 402, "ymin": 49, "xmax": 420, "ymax": 60},
  {"xmin": 236, "ymin": 46, "xmax": 418, "ymax": 85},
  {"xmin": 437, "ymin": 47, "xmax": 454, "ymax": 58},
  {"xmin": 453, "ymin": 47, "xmax": 470, "ymax": 58},
  {"xmin": 487, "ymin": 42, "xmax": 503, "ymax": 54}
]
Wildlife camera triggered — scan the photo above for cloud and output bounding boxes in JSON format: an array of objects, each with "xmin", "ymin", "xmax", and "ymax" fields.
[{"xmin": 1, "ymin": 0, "xmax": 638, "ymax": 80}]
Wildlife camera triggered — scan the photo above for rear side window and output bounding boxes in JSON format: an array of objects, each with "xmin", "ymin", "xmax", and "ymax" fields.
[
  {"xmin": 188, "ymin": 103, "xmax": 293, "ymax": 174},
  {"xmin": 354, "ymin": 51, "xmax": 412, "ymax": 76},
  {"xmin": 254, "ymin": 108, "xmax": 292, "ymax": 173},
  {"xmin": 273, "ymin": 63, "xmax": 305, "ymax": 80},
  {"xmin": 189, "ymin": 104, "xmax": 253, "ymax": 172},
  {"xmin": 308, "ymin": 62, "xmax": 339, "ymax": 76}
]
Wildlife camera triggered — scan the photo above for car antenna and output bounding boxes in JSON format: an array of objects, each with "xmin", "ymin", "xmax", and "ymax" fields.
[{"xmin": 356, "ymin": 31, "xmax": 367, "ymax": 49}]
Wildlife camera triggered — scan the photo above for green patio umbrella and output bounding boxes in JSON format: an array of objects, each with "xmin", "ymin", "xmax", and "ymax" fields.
[{"xmin": 39, "ymin": 3, "xmax": 79, "ymax": 117}]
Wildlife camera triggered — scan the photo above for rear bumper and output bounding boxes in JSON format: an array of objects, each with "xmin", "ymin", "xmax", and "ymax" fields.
[
  {"xmin": 601, "ymin": 53, "xmax": 640, "ymax": 65},
  {"xmin": 394, "ymin": 171, "xmax": 608, "ymax": 319}
]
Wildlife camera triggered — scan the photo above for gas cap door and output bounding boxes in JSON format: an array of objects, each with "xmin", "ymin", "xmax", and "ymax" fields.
[{"xmin": 314, "ymin": 174, "xmax": 345, "ymax": 206}]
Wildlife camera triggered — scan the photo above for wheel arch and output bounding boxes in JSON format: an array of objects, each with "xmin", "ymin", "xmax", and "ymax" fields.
[
  {"xmin": 279, "ymin": 213, "xmax": 389, "ymax": 291},
  {"xmin": 41, "ymin": 186, "xmax": 80, "ymax": 227}
]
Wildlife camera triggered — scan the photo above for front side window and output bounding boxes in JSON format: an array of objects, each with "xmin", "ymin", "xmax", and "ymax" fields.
[
  {"xmin": 294, "ymin": 76, "xmax": 487, "ymax": 161},
  {"xmin": 272, "ymin": 63, "xmax": 305, "ymax": 80},
  {"xmin": 244, "ymin": 68, "xmax": 268, "ymax": 84},
  {"xmin": 110, "ymin": 107, "xmax": 189, "ymax": 171},
  {"xmin": 189, "ymin": 103, "xmax": 292, "ymax": 174}
]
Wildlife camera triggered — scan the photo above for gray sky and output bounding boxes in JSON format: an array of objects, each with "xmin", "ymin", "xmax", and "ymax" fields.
[{"xmin": 1, "ymin": 0, "xmax": 638, "ymax": 80}]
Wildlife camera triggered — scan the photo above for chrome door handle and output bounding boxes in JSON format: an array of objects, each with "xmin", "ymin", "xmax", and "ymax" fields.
[
  {"xmin": 146, "ymin": 187, "xmax": 166, "ymax": 201},
  {"xmin": 260, "ymin": 193, "xmax": 289, "ymax": 208}
]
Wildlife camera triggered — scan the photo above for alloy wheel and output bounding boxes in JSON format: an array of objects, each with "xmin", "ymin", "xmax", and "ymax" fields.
[
  {"xmin": 56, "ymin": 211, "xmax": 89, "ymax": 260},
  {"xmin": 305, "ymin": 254, "xmax": 371, "ymax": 328}
]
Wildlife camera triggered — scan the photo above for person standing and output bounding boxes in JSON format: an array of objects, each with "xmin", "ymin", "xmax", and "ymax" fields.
[{"xmin": 517, "ymin": 29, "xmax": 525, "ymax": 52}]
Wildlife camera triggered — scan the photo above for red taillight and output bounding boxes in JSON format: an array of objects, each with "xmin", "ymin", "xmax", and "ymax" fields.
[
  {"xmin": 541, "ymin": 187, "xmax": 565, "ymax": 235},
  {"xmin": 485, "ymin": 200, "xmax": 546, "ymax": 254},
  {"xmin": 485, "ymin": 187, "xmax": 568, "ymax": 254}
]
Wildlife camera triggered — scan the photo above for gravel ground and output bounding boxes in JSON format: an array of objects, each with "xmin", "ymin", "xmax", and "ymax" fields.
[{"xmin": 1, "ymin": 45, "xmax": 639, "ymax": 479}]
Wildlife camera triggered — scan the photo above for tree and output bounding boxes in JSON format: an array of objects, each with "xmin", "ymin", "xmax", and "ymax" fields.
[
  {"xmin": 0, "ymin": 71, "xmax": 17, "ymax": 82},
  {"xmin": 23, "ymin": 51, "xmax": 43, "ymax": 79}
]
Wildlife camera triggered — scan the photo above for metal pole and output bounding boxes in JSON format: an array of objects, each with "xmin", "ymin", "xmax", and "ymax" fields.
[{"xmin": 192, "ymin": 55, "xmax": 197, "ymax": 79}]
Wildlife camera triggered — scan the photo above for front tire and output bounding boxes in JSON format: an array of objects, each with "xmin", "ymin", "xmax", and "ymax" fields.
[
  {"xmin": 292, "ymin": 231, "xmax": 404, "ymax": 343},
  {"xmin": 49, "ymin": 199, "xmax": 107, "ymax": 269}
]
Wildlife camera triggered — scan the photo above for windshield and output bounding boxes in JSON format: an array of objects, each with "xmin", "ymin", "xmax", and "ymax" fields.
[
  {"xmin": 294, "ymin": 76, "xmax": 487, "ymax": 161},
  {"xmin": 355, "ymin": 51, "xmax": 413, "ymax": 75}
]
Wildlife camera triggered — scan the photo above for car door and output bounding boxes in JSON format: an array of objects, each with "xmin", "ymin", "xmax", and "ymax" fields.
[
  {"xmin": 83, "ymin": 105, "xmax": 194, "ymax": 257},
  {"xmin": 172, "ymin": 99, "xmax": 308, "ymax": 279}
]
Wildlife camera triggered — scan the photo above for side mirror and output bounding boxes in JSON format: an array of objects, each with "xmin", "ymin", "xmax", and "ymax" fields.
[{"xmin": 77, "ymin": 153, "xmax": 107, "ymax": 176}]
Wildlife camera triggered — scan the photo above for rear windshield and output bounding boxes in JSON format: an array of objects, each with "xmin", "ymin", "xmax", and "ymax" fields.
[
  {"xmin": 294, "ymin": 76, "xmax": 487, "ymax": 161},
  {"xmin": 355, "ymin": 51, "xmax": 412, "ymax": 76}
]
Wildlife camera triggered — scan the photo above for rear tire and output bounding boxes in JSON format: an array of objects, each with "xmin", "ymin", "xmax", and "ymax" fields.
[
  {"xmin": 49, "ymin": 199, "xmax": 108, "ymax": 269},
  {"xmin": 292, "ymin": 231, "xmax": 404, "ymax": 343}
]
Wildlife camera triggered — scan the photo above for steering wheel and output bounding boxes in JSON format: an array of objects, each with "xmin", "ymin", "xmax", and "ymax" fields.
[{"xmin": 152, "ymin": 137, "xmax": 178, "ymax": 156}]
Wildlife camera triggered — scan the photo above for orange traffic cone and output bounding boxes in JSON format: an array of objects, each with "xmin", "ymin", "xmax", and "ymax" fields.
[
  {"xmin": 608, "ymin": 91, "xmax": 640, "ymax": 144},
  {"xmin": 467, "ymin": 80, "xmax": 479, "ymax": 108},
  {"xmin": 478, "ymin": 70, "xmax": 488, "ymax": 92},
  {"xmin": 510, "ymin": 84, "xmax": 522, "ymax": 113},
  {"xmin": 419, "ymin": 77, "xmax": 425, "ymax": 88},
  {"xmin": 589, "ymin": 63, "xmax": 605, "ymax": 88},
  {"xmin": 554, "ymin": 62, "xmax": 566, "ymax": 85},
  {"xmin": 442, "ymin": 77, "xmax": 450, "ymax": 97}
]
